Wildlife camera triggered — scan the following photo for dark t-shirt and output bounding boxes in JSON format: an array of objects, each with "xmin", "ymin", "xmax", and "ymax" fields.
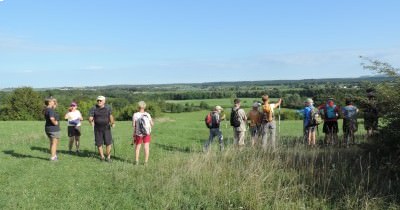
[
  {"xmin": 44, "ymin": 107, "xmax": 60, "ymax": 132},
  {"xmin": 89, "ymin": 105, "xmax": 112, "ymax": 128}
]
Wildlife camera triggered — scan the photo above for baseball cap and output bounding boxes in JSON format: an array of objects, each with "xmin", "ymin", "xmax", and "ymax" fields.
[
  {"xmin": 97, "ymin": 96, "xmax": 106, "ymax": 101},
  {"xmin": 70, "ymin": 102, "xmax": 77, "ymax": 107},
  {"xmin": 215, "ymin": 105, "xmax": 223, "ymax": 111},
  {"xmin": 253, "ymin": 102, "xmax": 260, "ymax": 107},
  {"xmin": 305, "ymin": 98, "xmax": 313, "ymax": 104}
]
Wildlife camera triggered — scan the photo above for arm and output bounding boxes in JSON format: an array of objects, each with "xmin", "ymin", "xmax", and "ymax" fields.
[
  {"xmin": 88, "ymin": 116, "xmax": 94, "ymax": 126},
  {"xmin": 274, "ymin": 98, "xmax": 283, "ymax": 108},
  {"xmin": 50, "ymin": 117, "xmax": 58, "ymax": 126},
  {"xmin": 110, "ymin": 115, "xmax": 115, "ymax": 128}
]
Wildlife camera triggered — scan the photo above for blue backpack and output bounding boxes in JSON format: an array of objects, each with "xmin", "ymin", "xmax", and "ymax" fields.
[{"xmin": 325, "ymin": 105, "xmax": 337, "ymax": 119}]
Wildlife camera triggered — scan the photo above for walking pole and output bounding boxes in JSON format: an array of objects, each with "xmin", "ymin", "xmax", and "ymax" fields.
[{"xmin": 278, "ymin": 103, "xmax": 281, "ymax": 138}]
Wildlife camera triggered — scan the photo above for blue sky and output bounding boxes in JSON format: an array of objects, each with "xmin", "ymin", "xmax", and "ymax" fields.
[{"xmin": 1, "ymin": 0, "xmax": 399, "ymax": 88}]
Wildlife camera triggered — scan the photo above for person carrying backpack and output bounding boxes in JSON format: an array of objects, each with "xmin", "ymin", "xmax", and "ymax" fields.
[
  {"xmin": 204, "ymin": 105, "xmax": 224, "ymax": 152},
  {"xmin": 342, "ymin": 99, "xmax": 359, "ymax": 147},
  {"xmin": 89, "ymin": 96, "xmax": 115, "ymax": 162},
  {"xmin": 303, "ymin": 98, "xmax": 319, "ymax": 147},
  {"xmin": 132, "ymin": 101, "xmax": 154, "ymax": 165},
  {"xmin": 260, "ymin": 95, "xmax": 282, "ymax": 149},
  {"xmin": 318, "ymin": 97, "xmax": 340, "ymax": 146},
  {"xmin": 247, "ymin": 102, "xmax": 262, "ymax": 147},
  {"xmin": 231, "ymin": 99, "xmax": 247, "ymax": 147}
]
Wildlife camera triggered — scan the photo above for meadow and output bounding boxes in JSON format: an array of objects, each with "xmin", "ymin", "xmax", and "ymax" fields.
[
  {"xmin": 165, "ymin": 98, "xmax": 272, "ymax": 108},
  {"xmin": 0, "ymin": 111, "xmax": 398, "ymax": 209}
]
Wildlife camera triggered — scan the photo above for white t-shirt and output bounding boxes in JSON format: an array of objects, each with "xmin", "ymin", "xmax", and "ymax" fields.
[
  {"xmin": 65, "ymin": 110, "xmax": 83, "ymax": 126},
  {"xmin": 133, "ymin": 112, "xmax": 153, "ymax": 136}
]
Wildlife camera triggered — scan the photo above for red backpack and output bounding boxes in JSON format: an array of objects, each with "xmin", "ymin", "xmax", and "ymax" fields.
[{"xmin": 205, "ymin": 112, "xmax": 213, "ymax": 128}]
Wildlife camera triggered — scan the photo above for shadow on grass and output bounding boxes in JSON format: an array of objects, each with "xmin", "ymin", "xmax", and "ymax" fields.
[
  {"xmin": 29, "ymin": 146, "xmax": 129, "ymax": 162},
  {"xmin": 3, "ymin": 150, "xmax": 49, "ymax": 161},
  {"xmin": 154, "ymin": 143, "xmax": 193, "ymax": 153}
]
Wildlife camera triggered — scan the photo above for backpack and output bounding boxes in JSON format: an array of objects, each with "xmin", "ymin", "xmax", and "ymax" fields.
[
  {"xmin": 138, "ymin": 114, "xmax": 151, "ymax": 135},
  {"xmin": 325, "ymin": 105, "xmax": 337, "ymax": 119},
  {"xmin": 309, "ymin": 108, "xmax": 322, "ymax": 126},
  {"xmin": 262, "ymin": 104, "xmax": 273, "ymax": 122},
  {"xmin": 205, "ymin": 112, "xmax": 219, "ymax": 129},
  {"xmin": 230, "ymin": 108, "xmax": 241, "ymax": 127},
  {"xmin": 205, "ymin": 112, "xmax": 212, "ymax": 128}
]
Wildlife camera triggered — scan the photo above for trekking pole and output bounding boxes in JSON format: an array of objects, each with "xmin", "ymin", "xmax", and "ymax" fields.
[{"xmin": 278, "ymin": 103, "xmax": 281, "ymax": 139}]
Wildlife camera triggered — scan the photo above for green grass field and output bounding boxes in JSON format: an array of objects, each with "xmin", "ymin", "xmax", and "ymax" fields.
[
  {"xmin": 166, "ymin": 98, "xmax": 278, "ymax": 109},
  {"xmin": 0, "ymin": 111, "xmax": 398, "ymax": 209}
]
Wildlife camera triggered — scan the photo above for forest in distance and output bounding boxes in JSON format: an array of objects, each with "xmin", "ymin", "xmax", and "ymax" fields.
[{"xmin": 0, "ymin": 76, "xmax": 391, "ymax": 121}]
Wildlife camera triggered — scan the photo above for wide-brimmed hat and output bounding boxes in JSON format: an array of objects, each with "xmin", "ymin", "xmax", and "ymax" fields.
[{"xmin": 215, "ymin": 105, "xmax": 223, "ymax": 111}]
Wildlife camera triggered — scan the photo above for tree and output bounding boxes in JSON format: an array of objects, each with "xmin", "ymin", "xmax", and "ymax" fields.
[{"xmin": 1, "ymin": 87, "xmax": 44, "ymax": 120}]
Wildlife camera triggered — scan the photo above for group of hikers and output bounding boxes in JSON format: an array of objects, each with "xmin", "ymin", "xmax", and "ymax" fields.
[
  {"xmin": 43, "ymin": 90, "xmax": 378, "ymax": 162},
  {"xmin": 44, "ymin": 95, "xmax": 153, "ymax": 164},
  {"xmin": 204, "ymin": 95, "xmax": 282, "ymax": 151},
  {"xmin": 204, "ymin": 91, "xmax": 379, "ymax": 151}
]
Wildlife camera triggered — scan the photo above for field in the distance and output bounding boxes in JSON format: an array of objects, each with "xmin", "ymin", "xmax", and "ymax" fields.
[{"xmin": 0, "ymin": 111, "xmax": 397, "ymax": 209}]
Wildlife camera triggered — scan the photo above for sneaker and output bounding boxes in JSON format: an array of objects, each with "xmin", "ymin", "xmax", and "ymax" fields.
[
  {"xmin": 134, "ymin": 160, "xmax": 139, "ymax": 165},
  {"xmin": 100, "ymin": 156, "xmax": 105, "ymax": 161},
  {"xmin": 106, "ymin": 157, "xmax": 112, "ymax": 163},
  {"xmin": 50, "ymin": 156, "xmax": 58, "ymax": 161}
]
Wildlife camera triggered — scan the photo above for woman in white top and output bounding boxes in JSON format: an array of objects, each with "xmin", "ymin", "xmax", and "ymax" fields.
[
  {"xmin": 65, "ymin": 102, "xmax": 83, "ymax": 154},
  {"xmin": 132, "ymin": 101, "xmax": 154, "ymax": 165}
]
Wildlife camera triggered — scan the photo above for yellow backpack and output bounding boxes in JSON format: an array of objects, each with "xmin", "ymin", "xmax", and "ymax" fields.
[{"xmin": 262, "ymin": 104, "xmax": 273, "ymax": 122}]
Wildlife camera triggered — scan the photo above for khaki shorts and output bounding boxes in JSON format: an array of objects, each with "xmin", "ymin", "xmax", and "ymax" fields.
[{"xmin": 46, "ymin": 131, "xmax": 60, "ymax": 140}]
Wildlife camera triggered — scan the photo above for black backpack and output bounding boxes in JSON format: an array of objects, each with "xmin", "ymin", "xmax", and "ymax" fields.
[{"xmin": 230, "ymin": 108, "xmax": 241, "ymax": 127}]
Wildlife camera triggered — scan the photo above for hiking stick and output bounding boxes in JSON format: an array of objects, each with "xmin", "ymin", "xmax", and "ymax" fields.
[{"xmin": 278, "ymin": 103, "xmax": 281, "ymax": 139}]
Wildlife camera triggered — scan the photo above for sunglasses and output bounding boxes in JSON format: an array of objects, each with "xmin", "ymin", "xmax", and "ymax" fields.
[{"xmin": 97, "ymin": 100, "xmax": 103, "ymax": 102}]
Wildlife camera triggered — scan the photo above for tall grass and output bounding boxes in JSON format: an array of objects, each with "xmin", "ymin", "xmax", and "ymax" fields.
[{"xmin": 0, "ymin": 113, "xmax": 398, "ymax": 209}]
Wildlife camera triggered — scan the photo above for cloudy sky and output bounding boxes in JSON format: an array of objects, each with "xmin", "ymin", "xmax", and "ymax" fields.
[{"xmin": 0, "ymin": 0, "xmax": 399, "ymax": 88}]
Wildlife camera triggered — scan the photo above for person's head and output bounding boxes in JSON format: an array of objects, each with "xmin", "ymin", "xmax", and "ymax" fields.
[
  {"xmin": 252, "ymin": 102, "xmax": 260, "ymax": 110},
  {"xmin": 233, "ymin": 98, "xmax": 241, "ymax": 107},
  {"xmin": 262, "ymin": 95, "xmax": 269, "ymax": 103},
  {"xmin": 96, "ymin": 96, "xmax": 106, "ymax": 107},
  {"xmin": 327, "ymin": 97, "xmax": 335, "ymax": 107},
  {"xmin": 304, "ymin": 98, "xmax": 313, "ymax": 106},
  {"xmin": 138, "ymin": 101, "xmax": 146, "ymax": 110},
  {"xmin": 345, "ymin": 99, "xmax": 353, "ymax": 106},
  {"xmin": 214, "ymin": 105, "xmax": 223, "ymax": 113},
  {"xmin": 69, "ymin": 102, "xmax": 77, "ymax": 111},
  {"xmin": 45, "ymin": 97, "xmax": 57, "ymax": 108}
]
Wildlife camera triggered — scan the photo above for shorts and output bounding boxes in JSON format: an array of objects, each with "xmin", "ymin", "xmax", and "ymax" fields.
[
  {"xmin": 68, "ymin": 126, "xmax": 81, "ymax": 137},
  {"xmin": 134, "ymin": 135, "xmax": 151, "ymax": 145},
  {"xmin": 46, "ymin": 131, "xmax": 60, "ymax": 139},
  {"xmin": 94, "ymin": 127, "xmax": 112, "ymax": 146},
  {"xmin": 323, "ymin": 121, "xmax": 338, "ymax": 134},
  {"xmin": 249, "ymin": 125, "xmax": 260, "ymax": 137}
]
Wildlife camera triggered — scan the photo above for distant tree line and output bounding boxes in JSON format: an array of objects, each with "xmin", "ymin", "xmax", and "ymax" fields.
[{"xmin": 1, "ymin": 75, "xmax": 389, "ymax": 121}]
